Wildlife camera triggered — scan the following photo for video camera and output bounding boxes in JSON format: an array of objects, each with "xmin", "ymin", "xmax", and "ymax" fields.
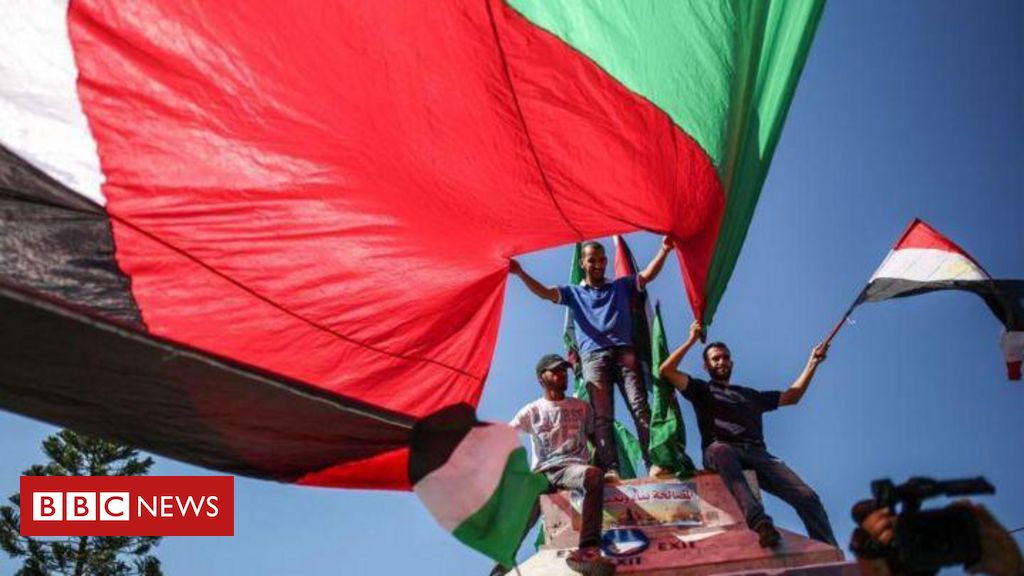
[{"xmin": 851, "ymin": 476, "xmax": 995, "ymax": 575}]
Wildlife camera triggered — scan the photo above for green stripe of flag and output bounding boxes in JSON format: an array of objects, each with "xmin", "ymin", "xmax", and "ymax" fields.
[
  {"xmin": 450, "ymin": 446, "xmax": 549, "ymax": 567},
  {"xmin": 414, "ymin": 421, "xmax": 548, "ymax": 568},
  {"xmin": 508, "ymin": 0, "xmax": 825, "ymax": 324}
]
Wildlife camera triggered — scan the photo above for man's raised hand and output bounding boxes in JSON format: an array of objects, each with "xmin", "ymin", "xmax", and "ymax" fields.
[
  {"xmin": 687, "ymin": 320, "xmax": 705, "ymax": 344},
  {"xmin": 810, "ymin": 342, "xmax": 829, "ymax": 365}
]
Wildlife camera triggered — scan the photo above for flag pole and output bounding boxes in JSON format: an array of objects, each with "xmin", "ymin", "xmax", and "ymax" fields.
[
  {"xmin": 822, "ymin": 312, "xmax": 849, "ymax": 347},
  {"xmin": 823, "ymin": 219, "xmax": 918, "ymax": 348},
  {"xmin": 823, "ymin": 297, "xmax": 861, "ymax": 347}
]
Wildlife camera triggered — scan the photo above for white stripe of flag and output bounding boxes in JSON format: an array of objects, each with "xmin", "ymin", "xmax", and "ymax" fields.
[
  {"xmin": 414, "ymin": 424, "xmax": 520, "ymax": 532},
  {"xmin": 870, "ymin": 247, "xmax": 989, "ymax": 283},
  {"xmin": 0, "ymin": 0, "xmax": 105, "ymax": 204}
]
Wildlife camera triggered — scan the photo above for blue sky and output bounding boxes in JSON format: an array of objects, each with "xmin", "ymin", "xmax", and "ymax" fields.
[{"xmin": 2, "ymin": 1, "xmax": 1022, "ymax": 574}]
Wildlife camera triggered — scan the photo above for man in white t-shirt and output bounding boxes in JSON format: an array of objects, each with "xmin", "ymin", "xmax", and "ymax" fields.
[{"xmin": 498, "ymin": 354, "xmax": 613, "ymax": 576}]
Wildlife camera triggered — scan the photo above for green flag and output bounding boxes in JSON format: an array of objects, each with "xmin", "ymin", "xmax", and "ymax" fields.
[
  {"xmin": 649, "ymin": 304, "xmax": 696, "ymax": 476},
  {"xmin": 612, "ymin": 421, "xmax": 643, "ymax": 479}
]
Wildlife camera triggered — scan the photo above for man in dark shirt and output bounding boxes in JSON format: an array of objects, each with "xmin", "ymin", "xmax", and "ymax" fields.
[{"xmin": 659, "ymin": 321, "xmax": 837, "ymax": 548}]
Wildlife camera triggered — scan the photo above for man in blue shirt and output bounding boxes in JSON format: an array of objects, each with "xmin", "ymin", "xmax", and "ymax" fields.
[
  {"xmin": 509, "ymin": 237, "xmax": 675, "ymax": 480},
  {"xmin": 659, "ymin": 321, "xmax": 837, "ymax": 549}
]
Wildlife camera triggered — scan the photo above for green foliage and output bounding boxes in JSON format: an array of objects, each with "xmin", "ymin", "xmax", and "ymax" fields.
[{"xmin": 0, "ymin": 430, "xmax": 163, "ymax": 576}]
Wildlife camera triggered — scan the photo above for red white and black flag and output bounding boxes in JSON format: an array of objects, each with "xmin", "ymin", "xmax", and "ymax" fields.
[{"xmin": 852, "ymin": 219, "xmax": 1024, "ymax": 380}]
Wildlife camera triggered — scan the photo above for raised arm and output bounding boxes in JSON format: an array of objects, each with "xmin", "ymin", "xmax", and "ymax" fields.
[
  {"xmin": 509, "ymin": 258, "xmax": 560, "ymax": 303},
  {"xmin": 638, "ymin": 236, "xmax": 675, "ymax": 289},
  {"xmin": 658, "ymin": 320, "xmax": 704, "ymax": 392},
  {"xmin": 779, "ymin": 342, "xmax": 828, "ymax": 407}
]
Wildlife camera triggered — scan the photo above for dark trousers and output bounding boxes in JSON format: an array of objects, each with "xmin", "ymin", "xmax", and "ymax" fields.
[
  {"xmin": 703, "ymin": 441, "xmax": 837, "ymax": 546},
  {"xmin": 582, "ymin": 345, "xmax": 652, "ymax": 472}
]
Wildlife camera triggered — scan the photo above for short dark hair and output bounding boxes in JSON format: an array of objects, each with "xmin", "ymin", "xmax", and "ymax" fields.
[
  {"xmin": 702, "ymin": 341, "xmax": 730, "ymax": 363},
  {"xmin": 581, "ymin": 240, "xmax": 605, "ymax": 254}
]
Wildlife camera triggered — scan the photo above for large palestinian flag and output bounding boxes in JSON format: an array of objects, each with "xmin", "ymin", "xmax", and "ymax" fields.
[
  {"xmin": 854, "ymin": 219, "xmax": 1024, "ymax": 380},
  {"xmin": 0, "ymin": 0, "xmax": 823, "ymax": 534}
]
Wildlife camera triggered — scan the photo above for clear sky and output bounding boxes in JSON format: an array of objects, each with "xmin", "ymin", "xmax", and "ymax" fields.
[{"xmin": 2, "ymin": 1, "xmax": 1022, "ymax": 574}]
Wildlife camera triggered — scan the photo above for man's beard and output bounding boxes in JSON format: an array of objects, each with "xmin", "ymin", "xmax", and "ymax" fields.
[{"xmin": 711, "ymin": 367, "xmax": 731, "ymax": 381}]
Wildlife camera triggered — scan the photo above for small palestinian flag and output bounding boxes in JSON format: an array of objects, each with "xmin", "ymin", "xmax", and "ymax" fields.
[
  {"xmin": 411, "ymin": 405, "xmax": 549, "ymax": 566},
  {"xmin": 853, "ymin": 219, "xmax": 1024, "ymax": 380}
]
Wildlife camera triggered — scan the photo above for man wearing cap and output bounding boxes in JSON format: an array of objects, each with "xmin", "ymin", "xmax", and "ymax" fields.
[
  {"xmin": 509, "ymin": 237, "xmax": 676, "ymax": 479},
  {"xmin": 496, "ymin": 353, "xmax": 613, "ymax": 576}
]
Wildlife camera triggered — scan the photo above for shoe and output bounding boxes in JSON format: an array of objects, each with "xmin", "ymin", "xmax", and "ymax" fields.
[
  {"xmin": 648, "ymin": 465, "xmax": 673, "ymax": 479},
  {"xmin": 754, "ymin": 520, "xmax": 781, "ymax": 548},
  {"xmin": 565, "ymin": 547, "xmax": 616, "ymax": 575},
  {"xmin": 603, "ymin": 469, "xmax": 622, "ymax": 483}
]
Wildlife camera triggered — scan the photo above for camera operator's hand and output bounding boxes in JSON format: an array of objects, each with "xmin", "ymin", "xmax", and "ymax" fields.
[
  {"xmin": 862, "ymin": 507, "xmax": 895, "ymax": 545},
  {"xmin": 854, "ymin": 501, "xmax": 1023, "ymax": 576},
  {"xmin": 851, "ymin": 507, "xmax": 897, "ymax": 576},
  {"xmin": 955, "ymin": 502, "xmax": 1024, "ymax": 576}
]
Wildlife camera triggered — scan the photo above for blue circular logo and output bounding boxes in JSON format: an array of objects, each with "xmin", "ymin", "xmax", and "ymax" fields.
[{"xmin": 600, "ymin": 528, "xmax": 650, "ymax": 557}]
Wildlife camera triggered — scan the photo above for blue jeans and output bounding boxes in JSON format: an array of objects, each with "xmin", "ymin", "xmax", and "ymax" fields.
[
  {"xmin": 582, "ymin": 346, "xmax": 651, "ymax": 472},
  {"xmin": 703, "ymin": 441, "xmax": 837, "ymax": 546}
]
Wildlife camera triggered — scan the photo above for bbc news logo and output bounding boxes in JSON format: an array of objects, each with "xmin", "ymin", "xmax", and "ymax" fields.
[
  {"xmin": 32, "ymin": 490, "xmax": 219, "ymax": 522},
  {"xmin": 33, "ymin": 491, "xmax": 133, "ymax": 521},
  {"xmin": 21, "ymin": 476, "xmax": 233, "ymax": 536}
]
